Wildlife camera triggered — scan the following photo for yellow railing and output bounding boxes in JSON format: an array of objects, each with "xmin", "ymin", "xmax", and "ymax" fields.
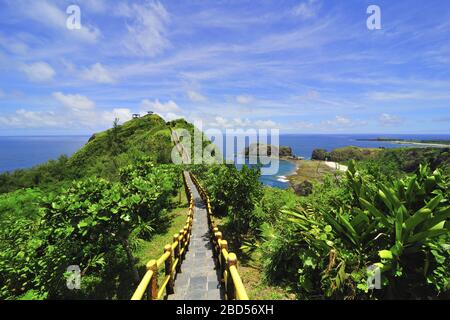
[
  {"xmin": 189, "ymin": 173, "xmax": 249, "ymax": 300},
  {"xmin": 131, "ymin": 173, "xmax": 194, "ymax": 300}
]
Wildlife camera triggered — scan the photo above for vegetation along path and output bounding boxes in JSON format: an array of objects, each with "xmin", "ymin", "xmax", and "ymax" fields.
[{"xmin": 168, "ymin": 172, "xmax": 222, "ymax": 300}]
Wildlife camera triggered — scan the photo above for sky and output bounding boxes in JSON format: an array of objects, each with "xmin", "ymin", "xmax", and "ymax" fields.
[{"xmin": 0, "ymin": 0, "xmax": 450, "ymax": 135}]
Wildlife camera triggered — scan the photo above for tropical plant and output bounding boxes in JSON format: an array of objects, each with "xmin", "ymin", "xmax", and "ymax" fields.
[{"xmin": 261, "ymin": 161, "xmax": 450, "ymax": 299}]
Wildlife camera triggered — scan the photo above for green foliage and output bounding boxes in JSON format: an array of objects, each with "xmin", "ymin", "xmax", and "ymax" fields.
[
  {"xmin": 370, "ymin": 147, "xmax": 450, "ymax": 173},
  {"xmin": 0, "ymin": 114, "xmax": 194, "ymax": 194},
  {"xmin": 311, "ymin": 148, "xmax": 328, "ymax": 161},
  {"xmin": 0, "ymin": 155, "xmax": 74, "ymax": 193},
  {"xmin": 0, "ymin": 188, "xmax": 42, "ymax": 226},
  {"xmin": 0, "ymin": 157, "xmax": 179, "ymax": 299},
  {"xmin": 0, "ymin": 115, "xmax": 196, "ymax": 300},
  {"xmin": 311, "ymin": 146, "xmax": 380, "ymax": 162},
  {"xmin": 193, "ymin": 164, "xmax": 264, "ymax": 239},
  {"xmin": 311, "ymin": 146, "xmax": 450, "ymax": 177},
  {"xmin": 261, "ymin": 161, "xmax": 450, "ymax": 299}
]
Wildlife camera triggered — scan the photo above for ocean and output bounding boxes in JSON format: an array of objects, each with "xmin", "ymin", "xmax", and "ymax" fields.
[
  {"xmin": 1, "ymin": 134, "xmax": 449, "ymax": 189},
  {"xmin": 0, "ymin": 136, "xmax": 89, "ymax": 173}
]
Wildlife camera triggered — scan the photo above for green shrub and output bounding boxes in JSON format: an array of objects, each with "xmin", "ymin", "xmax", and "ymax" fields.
[{"xmin": 262, "ymin": 161, "xmax": 450, "ymax": 299}]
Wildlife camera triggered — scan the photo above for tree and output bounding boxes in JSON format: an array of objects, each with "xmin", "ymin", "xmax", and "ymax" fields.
[{"xmin": 312, "ymin": 149, "xmax": 328, "ymax": 160}]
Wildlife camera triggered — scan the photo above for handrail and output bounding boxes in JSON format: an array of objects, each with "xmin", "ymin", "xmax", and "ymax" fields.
[
  {"xmin": 189, "ymin": 173, "xmax": 249, "ymax": 300},
  {"xmin": 131, "ymin": 173, "xmax": 194, "ymax": 300}
]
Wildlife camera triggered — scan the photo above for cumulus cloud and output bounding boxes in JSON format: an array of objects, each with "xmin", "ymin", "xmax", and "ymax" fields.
[
  {"xmin": 81, "ymin": 63, "xmax": 116, "ymax": 84},
  {"xmin": 52, "ymin": 92, "xmax": 95, "ymax": 111},
  {"xmin": 187, "ymin": 90, "xmax": 207, "ymax": 102},
  {"xmin": 378, "ymin": 113, "xmax": 403, "ymax": 126},
  {"xmin": 163, "ymin": 112, "xmax": 183, "ymax": 121},
  {"xmin": 323, "ymin": 116, "xmax": 367, "ymax": 128},
  {"xmin": 140, "ymin": 99, "xmax": 181, "ymax": 113},
  {"xmin": 121, "ymin": 1, "xmax": 170, "ymax": 56},
  {"xmin": 101, "ymin": 108, "xmax": 133, "ymax": 124},
  {"xmin": 0, "ymin": 92, "xmax": 132, "ymax": 129},
  {"xmin": 21, "ymin": 62, "xmax": 55, "ymax": 82},
  {"xmin": 0, "ymin": 109, "xmax": 61, "ymax": 128}
]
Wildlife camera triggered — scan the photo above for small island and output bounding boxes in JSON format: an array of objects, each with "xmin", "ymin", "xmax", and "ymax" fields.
[{"xmin": 243, "ymin": 143, "xmax": 303, "ymax": 159}]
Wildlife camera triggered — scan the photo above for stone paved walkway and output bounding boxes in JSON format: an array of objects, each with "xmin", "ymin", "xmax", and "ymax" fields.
[{"xmin": 167, "ymin": 172, "xmax": 223, "ymax": 300}]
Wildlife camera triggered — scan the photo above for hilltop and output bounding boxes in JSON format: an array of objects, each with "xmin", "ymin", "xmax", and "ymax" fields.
[{"xmin": 0, "ymin": 114, "xmax": 195, "ymax": 193}]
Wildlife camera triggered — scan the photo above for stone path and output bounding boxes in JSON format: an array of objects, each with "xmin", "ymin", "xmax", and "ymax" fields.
[{"xmin": 167, "ymin": 172, "xmax": 223, "ymax": 300}]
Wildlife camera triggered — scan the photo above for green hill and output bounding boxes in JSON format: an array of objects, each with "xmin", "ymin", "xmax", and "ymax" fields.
[
  {"xmin": 0, "ymin": 114, "xmax": 200, "ymax": 300},
  {"xmin": 0, "ymin": 114, "xmax": 196, "ymax": 193}
]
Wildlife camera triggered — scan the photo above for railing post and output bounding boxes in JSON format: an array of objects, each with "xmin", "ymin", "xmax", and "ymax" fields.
[
  {"xmin": 173, "ymin": 233, "xmax": 181, "ymax": 273},
  {"xmin": 227, "ymin": 253, "xmax": 237, "ymax": 300},
  {"xmin": 214, "ymin": 231, "xmax": 222, "ymax": 252},
  {"xmin": 165, "ymin": 244, "xmax": 174, "ymax": 294},
  {"xmin": 147, "ymin": 260, "xmax": 158, "ymax": 300},
  {"xmin": 184, "ymin": 226, "xmax": 190, "ymax": 249},
  {"xmin": 214, "ymin": 231, "xmax": 222, "ymax": 271},
  {"xmin": 179, "ymin": 228, "xmax": 185, "ymax": 258},
  {"xmin": 212, "ymin": 227, "xmax": 219, "ymax": 242},
  {"xmin": 220, "ymin": 240, "xmax": 228, "ymax": 284}
]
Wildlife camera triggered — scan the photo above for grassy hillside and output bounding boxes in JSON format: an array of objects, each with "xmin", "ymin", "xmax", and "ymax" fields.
[
  {"xmin": 0, "ymin": 114, "xmax": 200, "ymax": 300},
  {"xmin": 0, "ymin": 114, "xmax": 196, "ymax": 193}
]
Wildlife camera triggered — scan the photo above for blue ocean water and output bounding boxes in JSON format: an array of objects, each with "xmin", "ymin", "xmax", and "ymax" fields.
[
  {"xmin": 0, "ymin": 136, "xmax": 89, "ymax": 173},
  {"xmin": 1, "ymin": 134, "xmax": 449, "ymax": 189},
  {"xmin": 279, "ymin": 134, "xmax": 450, "ymax": 159},
  {"xmin": 228, "ymin": 134, "xmax": 450, "ymax": 189}
]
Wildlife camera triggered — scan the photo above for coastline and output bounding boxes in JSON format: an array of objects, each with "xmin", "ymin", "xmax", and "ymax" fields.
[
  {"xmin": 280, "ymin": 156, "xmax": 339, "ymax": 187},
  {"xmin": 279, "ymin": 156, "xmax": 302, "ymax": 185},
  {"xmin": 388, "ymin": 140, "xmax": 450, "ymax": 148},
  {"xmin": 357, "ymin": 139, "xmax": 450, "ymax": 148}
]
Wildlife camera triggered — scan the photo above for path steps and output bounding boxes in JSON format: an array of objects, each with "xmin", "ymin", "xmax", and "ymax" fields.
[{"xmin": 167, "ymin": 172, "xmax": 223, "ymax": 300}]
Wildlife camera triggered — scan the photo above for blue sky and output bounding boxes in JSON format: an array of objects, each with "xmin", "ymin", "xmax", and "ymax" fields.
[{"xmin": 0, "ymin": 0, "xmax": 449, "ymax": 135}]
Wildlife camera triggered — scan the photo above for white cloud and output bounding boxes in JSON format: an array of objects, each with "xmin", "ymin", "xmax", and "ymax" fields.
[
  {"xmin": 101, "ymin": 108, "xmax": 133, "ymax": 124},
  {"xmin": 323, "ymin": 116, "xmax": 366, "ymax": 128},
  {"xmin": 379, "ymin": 113, "xmax": 402, "ymax": 126},
  {"xmin": 163, "ymin": 112, "xmax": 183, "ymax": 121},
  {"xmin": 0, "ymin": 107, "xmax": 133, "ymax": 129},
  {"xmin": 19, "ymin": 0, "xmax": 100, "ymax": 42},
  {"xmin": 205, "ymin": 116, "xmax": 277, "ymax": 129},
  {"xmin": 187, "ymin": 90, "xmax": 207, "ymax": 102},
  {"xmin": 254, "ymin": 120, "xmax": 278, "ymax": 128},
  {"xmin": 140, "ymin": 99, "xmax": 181, "ymax": 113},
  {"xmin": 82, "ymin": 63, "xmax": 116, "ymax": 84},
  {"xmin": 121, "ymin": 1, "xmax": 170, "ymax": 56},
  {"xmin": 368, "ymin": 91, "xmax": 421, "ymax": 101},
  {"xmin": 367, "ymin": 91, "xmax": 450, "ymax": 101},
  {"xmin": 291, "ymin": 120, "xmax": 315, "ymax": 129},
  {"xmin": 293, "ymin": 0, "xmax": 321, "ymax": 19},
  {"xmin": 0, "ymin": 33, "xmax": 28, "ymax": 55},
  {"xmin": 52, "ymin": 92, "xmax": 95, "ymax": 111},
  {"xmin": 233, "ymin": 118, "xmax": 251, "ymax": 127},
  {"xmin": 0, "ymin": 109, "xmax": 61, "ymax": 128},
  {"xmin": 236, "ymin": 95, "xmax": 254, "ymax": 104},
  {"xmin": 21, "ymin": 62, "xmax": 55, "ymax": 82}
]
